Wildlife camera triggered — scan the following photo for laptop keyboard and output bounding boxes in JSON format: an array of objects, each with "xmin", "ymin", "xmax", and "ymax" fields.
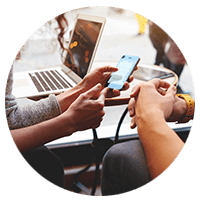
[{"xmin": 29, "ymin": 70, "xmax": 73, "ymax": 93}]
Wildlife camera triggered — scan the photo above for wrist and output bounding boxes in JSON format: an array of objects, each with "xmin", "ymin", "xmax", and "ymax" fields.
[
  {"xmin": 57, "ymin": 84, "xmax": 85, "ymax": 113},
  {"xmin": 78, "ymin": 77, "xmax": 94, "ymax": 92},
  {"xmin": 177, "ymin": 96, "xmax": 187, "ymax": 119},
  {"xmin": 137, "ymin": 109, "xmax": 166, "ymax": 134},
  {"xmin": 176, "ymin": 94, "xmax": 195, "ymax": 123},
  {"xmin": 137, "ymin": 114, "xmax": 167, "ymax": 139},
  {"xmin": 56, "ymin": 113, "xmax": 75, "ymax": 137}
]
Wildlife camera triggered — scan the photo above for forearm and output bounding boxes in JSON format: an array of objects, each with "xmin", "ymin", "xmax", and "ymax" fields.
[
  {"xmin": 10, "ymin": 115, "xmax": 72, "ymax": 153},
  {"xmin": 6, "ymin": 66, "xmax": 62, "ymax": 129},
  {"xmin": 56, "ymin": 81, "xmax": 87, "ymax": 113},
  {"xmin": 137, "ymin": 112, "xmax": 184, "ymax": 179},
  {"xmin": 6, "ymin": 94, "xmax": 61, "ymax": 130}
]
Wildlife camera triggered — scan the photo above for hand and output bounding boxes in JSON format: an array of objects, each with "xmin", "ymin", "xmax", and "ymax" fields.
[
  {"xmin": 62, "ymin": 84, "xmax": 108, "ymax": 135},
  {"xmin": 128, "ymin": 79, "xmax": 177, "ymax": 128},
  {"xmin": 81, "ymin": 65, "xmax": 134, "ymax": 98},
  {"xmin": 57, "ymin": 65, "xmax": 134, "ymax": 113},
  {"xmin": 129, "ymin": 79, "xmax": 187, "ymax": 122},
  {"xmin": 166, "ymin": 95, "xmax": 187, "ymax": 122}
]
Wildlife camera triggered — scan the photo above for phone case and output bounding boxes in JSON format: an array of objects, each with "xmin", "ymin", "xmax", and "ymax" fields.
[{"xmin": 106, "ymin": 55, "xmax": 140, "ymax": 90}]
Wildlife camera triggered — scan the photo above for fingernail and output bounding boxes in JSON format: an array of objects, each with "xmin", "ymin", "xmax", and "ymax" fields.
[
  {"xmin": 172, "ymin": 86, "xmax": 177, "ymax": 91},
  {"xmin": 130, "ymin": 92, "xmax": 134, "ymax": 97},
  {"xmin": 130, "ymin": 89, "xmax": 136, "ymax": 97},
  {"xmin": 130, "ymin": 123, "xmax": 134, "ymax": 129},
  {"xmin": 96, "ymin": 83, "xmax": 102, "ymax": 88}
]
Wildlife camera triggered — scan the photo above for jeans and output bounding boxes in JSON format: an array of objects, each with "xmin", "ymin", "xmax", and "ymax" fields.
[{"xmin": 101, "ymin": 139, "xmax": 151, "ymax": 195}]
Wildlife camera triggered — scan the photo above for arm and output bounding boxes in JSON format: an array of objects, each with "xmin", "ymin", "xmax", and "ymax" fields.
[
  {"xmin": 11, "ymin": 84, "xmax": 108, "ymax": 153},
  {"xmin": 128, "ymin": 79, "xmax": 184, "ymax": 179},
  {"xmin": 57, "ymin": 65, "xmax": 134, "ymax": 113},
  {"xmin": 6, "ymin": 65, "xmax": 131, "ymax": 130},
  {"xmin": 128, "ymin": 81, "xmax": 194, "ymax": 127},
  {"xmin": 6, "ymin": 66, "xmax": 119, "ymax": 129},
  {"xmin": 6, "ymin": 67, "xmax": 61, "ymax": 130},
  {"xmin": 136, "ymin": 111, "xmax": 184, "ymax": 179},
  {"xmin": 10, "ymin": 112, "xmax": 72, "ymax": 153}
]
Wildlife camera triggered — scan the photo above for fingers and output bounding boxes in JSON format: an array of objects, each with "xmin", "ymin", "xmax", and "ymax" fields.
[
  {"xmin": 98, "ymin": 65, "xmax": 118, "ymax": 74},
  {"xmin": 130, "ymin": 79, "xmax": 171, "ymax": 98},
  {"xmin": 79, "ymin": 84, "xmax": 109, "ymax": 111},
  {"xmin": 157, "ymin": 88, "xmax": 167, "ymax": 96},
  {"xmin": 128, "ymin": 79, "xmax": 175, "ymax": 129},
  {"xmin": 128, "ymin": 98, "xmax": 135, "ymax": 117},
  {"xmin": 78, "ymin": 116, "xmax": 104, "ymax": 130},
  {"xmin": 150, "ymin": 78, "xmax": 171, "ymax": 90},
  {"xmin": 97, "ymin": 87, "xmax": 109, "ymax": 104},
  {"xmin": 127, "ymin": 75, "xmax": 134, "ymax": 83},
  {"xmin": 165, "ymin": 84, "xmax": 177, "ymax": 98},
  {"xmin": 128, "ymin": 97, "xmax": 137, "ymax": 129},
  {"xmin": 130, "ymin": 83, "xmax": 141, "ymax": 98},
  {"xmin": 81, "ymin": 83, "xmax": 103, "ymax": 100},
  {"xmin": 112, "ymin": 89, "xmax": 121, "ymax": 97},
  {"xmin": 130, "ymin": 116, "xmax": 137, "ymax": 129},
  {"xmin": 121, "ymin": 82, "xmax": 130, "ymax": 91},
  {"xmin": 98, "ymin": 65, "xmax": 135, "ymax": 76}
]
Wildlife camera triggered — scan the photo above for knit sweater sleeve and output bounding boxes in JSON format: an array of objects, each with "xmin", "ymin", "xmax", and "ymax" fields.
[{"xmin": 5, "ymin": 66, "xmax": 62, "ymax": 130}]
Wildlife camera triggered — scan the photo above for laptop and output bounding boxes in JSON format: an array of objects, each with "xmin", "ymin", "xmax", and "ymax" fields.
[{"xmin": 13, "ymin": 14, "xmax": 106, "ymax": 99}]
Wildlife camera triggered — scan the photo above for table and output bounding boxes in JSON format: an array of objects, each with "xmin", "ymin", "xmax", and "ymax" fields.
[
  {"xmin": 29, "ymin": 61, "xmax": 178, "ymax": 146},
  {"xmin": 59, "ymin": 62, "xmax": 177, "ymax": 194},
  {"xmin": 92, "ymin": 61, "xmax": 178, "ymax": 106},
  {"xmin": 20, "ymin": 61, "xmax": 178, "ymax": 148}
]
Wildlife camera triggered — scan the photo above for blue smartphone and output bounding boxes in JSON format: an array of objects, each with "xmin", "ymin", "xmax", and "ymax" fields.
[{"xmin": 106, "ymin": 55, "xmax": 140, "ymax": 90}]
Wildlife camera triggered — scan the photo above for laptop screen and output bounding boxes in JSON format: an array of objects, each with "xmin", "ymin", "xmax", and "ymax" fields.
[{"xmin": 65, "ymin": 19, "xmax": 103, "ymax": 78}]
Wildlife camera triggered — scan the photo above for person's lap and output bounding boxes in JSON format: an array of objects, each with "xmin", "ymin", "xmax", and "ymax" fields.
[
  {"xmin": 101, "ymin": 139, "xmax": 151, "ymax": 195},
  {"xmin": 22, "ymin": 146, "xmax": 64, "ymax": 188}
]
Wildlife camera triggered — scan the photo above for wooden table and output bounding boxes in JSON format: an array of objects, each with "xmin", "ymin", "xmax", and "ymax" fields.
[
  {"xmin": 26, "ymin": 61, "xmax": 178, "ymax": 105},
  {"xmin": 92, "ymin": 61, "xmax": 178, "ymax": 106}
]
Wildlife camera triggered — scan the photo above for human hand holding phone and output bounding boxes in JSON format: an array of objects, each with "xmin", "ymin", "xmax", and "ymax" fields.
[{"xmin": 106, "ymin": 55, "xmax": 140, "ymax": 90}]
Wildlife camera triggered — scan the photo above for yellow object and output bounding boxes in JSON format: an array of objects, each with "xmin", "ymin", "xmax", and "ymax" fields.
[
  {"xmin": 70, "ymin": 41, "xmax": 78, "ymax": 49},
  {"xmin": 176, "ymin": 94, "xmax": 195, "ymax": 123},
  {"xmin": 135, "ymin": 13, "xmax": 148, "ymax": 34}
]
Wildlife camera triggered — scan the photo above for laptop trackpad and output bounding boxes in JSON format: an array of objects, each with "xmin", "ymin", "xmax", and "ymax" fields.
[{"xmin": 13, "ymin": 79, "xmax": 30, "ymax": 88}]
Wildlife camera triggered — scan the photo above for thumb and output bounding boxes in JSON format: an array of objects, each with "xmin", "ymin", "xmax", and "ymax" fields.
[
  {"xmin": 163, "ymin": 85, "xmax": 177, "ymax": 106},
  {"xmin": 166, "ymin": 85, "xmax": 177, "ymax": 97}
]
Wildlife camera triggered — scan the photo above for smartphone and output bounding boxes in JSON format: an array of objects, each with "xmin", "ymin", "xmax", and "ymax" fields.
[{"xmin": 106, "ymin": 55, "xmax": 140, "ymax": 90}]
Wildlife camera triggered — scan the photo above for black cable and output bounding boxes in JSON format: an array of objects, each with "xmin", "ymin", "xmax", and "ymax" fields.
[
  {"xmin": 92, "ymin": 128, "xmax": 98, "ymax": 140},
  {"xmin": 114, "ymin": 107, "xmax": 128, "ymax": 143},
  {"xmin": 73, "ymin": 105, "xmax": 129, "ymax": 195}
]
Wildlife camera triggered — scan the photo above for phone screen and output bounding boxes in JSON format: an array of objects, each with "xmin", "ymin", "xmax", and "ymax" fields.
[
  {"xmin": 106, "ymin": 55, "xmax": 140, "ymax": 90},
  {"xmin": 133, "ymin": 66, "xmax": 175, "ymax": 81}
]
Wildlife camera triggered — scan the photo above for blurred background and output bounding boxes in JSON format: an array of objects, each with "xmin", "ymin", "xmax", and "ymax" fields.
[{"xmin": 12, "ymin": 6, "xmax": 194, "ymax": 144}]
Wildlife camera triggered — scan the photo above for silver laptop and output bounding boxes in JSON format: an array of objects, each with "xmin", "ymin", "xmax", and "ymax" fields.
[{"xmin": 13, "ymin": 14, "xmax": 106, "ymax": 99}]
